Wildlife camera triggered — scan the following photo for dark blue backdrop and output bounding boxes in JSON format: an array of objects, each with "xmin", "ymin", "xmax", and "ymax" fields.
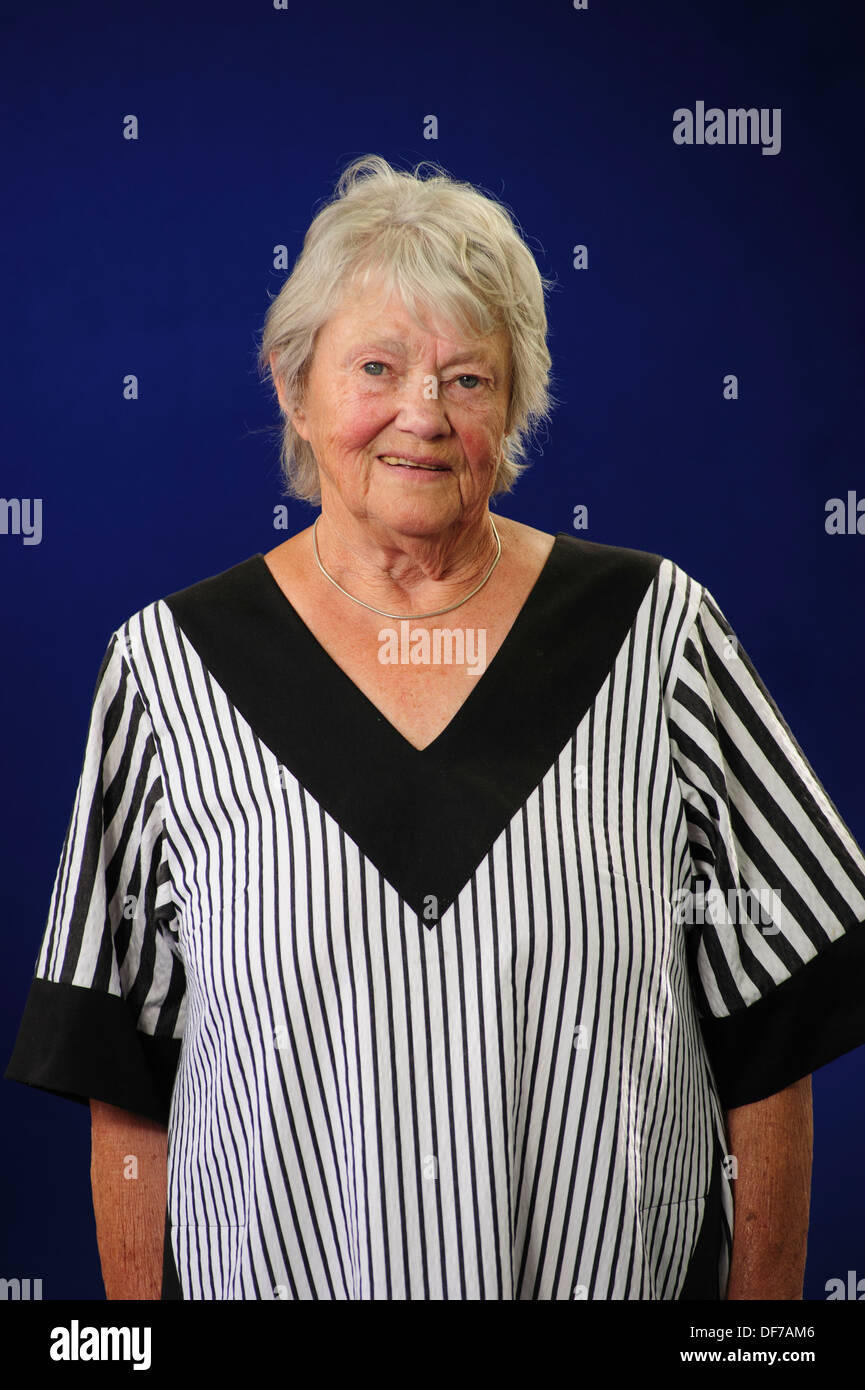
[{"xmin": 2, "ymin": 0, "xmax": 862, "ymax": 1301}]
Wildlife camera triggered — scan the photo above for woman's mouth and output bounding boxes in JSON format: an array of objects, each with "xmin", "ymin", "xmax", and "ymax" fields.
[{"xmin": 378, "ymin": 455, "xmax": 450, "ymax": 473}]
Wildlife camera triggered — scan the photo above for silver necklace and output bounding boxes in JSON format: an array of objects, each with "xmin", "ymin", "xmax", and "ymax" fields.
[{"xmin": 312, "ymin": 514, "xmax": 502, "ymax": 620}]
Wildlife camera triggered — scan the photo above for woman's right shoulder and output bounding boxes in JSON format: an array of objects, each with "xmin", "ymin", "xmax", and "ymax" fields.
[{"xmin": 102, "ymin": 549, "xmax": 279, "ymax": 671}]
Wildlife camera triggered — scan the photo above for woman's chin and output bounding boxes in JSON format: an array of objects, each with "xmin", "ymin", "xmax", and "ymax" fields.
[{"xmin": 366, "ymin": 483, "xmax": 465, "ymax": 530}]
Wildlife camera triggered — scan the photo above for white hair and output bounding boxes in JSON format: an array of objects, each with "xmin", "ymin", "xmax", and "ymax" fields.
[{"xmin": 256, "ymin": 154, "xmax": 559, "ymax": 505}]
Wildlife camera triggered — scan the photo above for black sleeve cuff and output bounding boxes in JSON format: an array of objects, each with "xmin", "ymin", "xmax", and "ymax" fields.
[
  {"xmin": 698, "ymin": 925, "xmax": 865, "ymax": 1108},
  {"xmin": 4, "ymin": 977, "xmax": 181, "ymax": 1124}
]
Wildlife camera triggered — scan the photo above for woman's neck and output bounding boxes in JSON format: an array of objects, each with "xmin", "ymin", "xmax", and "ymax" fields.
[{"xmin": 311, "ymin": 507, "xmax": 504, "ymax": 615}]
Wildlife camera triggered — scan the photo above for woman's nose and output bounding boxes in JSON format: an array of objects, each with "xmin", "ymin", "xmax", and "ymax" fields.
[{"xmin": 391, "ymin": 374, "xmax": 451, "ymax": 433}]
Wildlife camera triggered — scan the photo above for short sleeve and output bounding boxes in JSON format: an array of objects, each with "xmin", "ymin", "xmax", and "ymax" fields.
[
  {"xmin": 4, "ymin": 632, "xmax": 186, "ymax": 1123},
  {"xmin": 667, "ymin": 587, "xmax": 865, "ymax": 1109}
]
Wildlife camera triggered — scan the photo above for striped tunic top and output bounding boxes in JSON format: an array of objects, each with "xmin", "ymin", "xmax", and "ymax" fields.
[{"xmin": 7, "ymin": 533, "xmax": 865, "ymax": 1300}]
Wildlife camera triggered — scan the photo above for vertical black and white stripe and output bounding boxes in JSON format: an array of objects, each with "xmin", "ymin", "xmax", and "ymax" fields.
[
  {"xmin": 8, "ymin": 537, "xmax": 865, "ymax": 1299},
  {"xmin": 36, "ymin": 636, "xmax": 186, "ymax": 1061}
]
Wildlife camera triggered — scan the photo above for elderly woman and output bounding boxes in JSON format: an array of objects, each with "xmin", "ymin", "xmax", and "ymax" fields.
[{"xmin": 7, "ymin": 155, "xmax": 865, "ymax": 1302}]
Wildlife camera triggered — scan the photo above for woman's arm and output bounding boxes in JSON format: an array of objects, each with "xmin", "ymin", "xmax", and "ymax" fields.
[
  {"xmin": 90, "ymin": 1099, "xmax": 168, "ymax": 1300},
  {"xmin": 724, "ymin": 1074, "xmax": 813, "ymax": 1300}
]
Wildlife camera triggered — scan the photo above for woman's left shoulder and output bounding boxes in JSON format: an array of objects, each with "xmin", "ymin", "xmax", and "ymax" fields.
[
  {"xmin": 497, "ymin": 515, "xmax": 557, "ymax": 570},
  {"xmin": 499, "ymin": 516, "xmax": 704, "ymax": 618}
]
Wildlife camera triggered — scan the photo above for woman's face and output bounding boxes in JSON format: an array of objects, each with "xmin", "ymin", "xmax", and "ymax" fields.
[{"xmin": 278, "ymin": 280, "xmax": 512, "ymax": 539}]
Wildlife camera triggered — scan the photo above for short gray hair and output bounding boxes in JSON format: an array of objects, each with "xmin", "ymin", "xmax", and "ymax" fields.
[{"xmin": 256, "ymin": 154, "xmax": 558, "ymax": 505}]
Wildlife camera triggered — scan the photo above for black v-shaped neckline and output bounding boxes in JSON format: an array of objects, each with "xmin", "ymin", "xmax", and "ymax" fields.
[
  {"xmin": 163, "ymin": 533, "xmax": 663, "ymax": 927},
  {"xmin": 252, "ymin": 532, "xmax": 565, "ymax": 755}
]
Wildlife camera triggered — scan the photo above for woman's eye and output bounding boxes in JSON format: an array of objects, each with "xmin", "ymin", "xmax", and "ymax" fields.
[{"xmin": 360, "ymin": 363, "xmax": 482, "ymax": 390}]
